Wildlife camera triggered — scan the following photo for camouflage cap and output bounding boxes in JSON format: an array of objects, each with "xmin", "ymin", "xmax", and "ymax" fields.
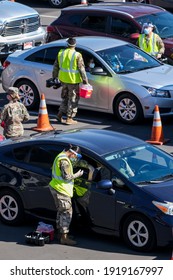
[{"xmin": 8, "ymin": 87, "xmax": 20, "ymax": 100}]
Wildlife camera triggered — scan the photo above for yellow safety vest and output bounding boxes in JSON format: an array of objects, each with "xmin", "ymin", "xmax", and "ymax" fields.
[
  {"xmin": 138, "ymin": 33, "xmax": 159, "ymax": 56},
  {"xmin": 49, "ymin": 152, "xmax": 74, "ymax": 197},
  {"xmin": 58, "ymin": 48, "xmax": 82, "ymax": 84}
]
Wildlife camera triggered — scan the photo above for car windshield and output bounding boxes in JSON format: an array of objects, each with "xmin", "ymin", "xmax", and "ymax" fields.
[
  {"xmin": 136, "ymin": 11, "xmax": 173, "ymax": 39},
  {"xmin": 96, "ymin": 44, "xmax": 161, "ymax": 74},
  {"xmin": 104, "ymin": 144, "xmax": 173, "ymax": 185}
]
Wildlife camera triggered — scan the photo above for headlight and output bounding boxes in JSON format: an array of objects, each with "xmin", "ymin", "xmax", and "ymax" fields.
[
  {"xmin": 152, "ymin": 200, "xmax": 173, "ymax": 215},
  {"xmin": 143, "ymin": 86, "xmax": 170, "ymax": 98}
]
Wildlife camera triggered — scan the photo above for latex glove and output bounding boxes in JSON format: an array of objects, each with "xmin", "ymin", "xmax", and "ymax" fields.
[
  {"xmin": 74, "ymin": 169, "xmax": 84, "ymax": 179},
  {"xmin": 157, "ymin": 53, "xmax": 162, "ymax": 59}
]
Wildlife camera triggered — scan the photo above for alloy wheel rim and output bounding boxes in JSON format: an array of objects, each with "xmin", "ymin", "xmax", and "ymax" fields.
[
  {"xmin": 127, "ymin": 220, "xmax": 149, "ymax": 247},
  {"xmin": 0, "ymin": 195, "xmax": 18, "ymax": 221},
  {"xmin": 118, "ymin": 98, "xmax": 137, "ymax": 121},
  {"xmin": 19, "ymin": 84, "xmax": 34, "ymax": 107}
]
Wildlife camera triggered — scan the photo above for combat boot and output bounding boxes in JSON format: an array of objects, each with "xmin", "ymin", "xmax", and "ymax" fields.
[
  {"xmin": 56, "ymin": 112, "xmax": 64, "ymax": 123},
  {"xmin": 60, "ymin": 233, "xmax": 77, "ymax": 245},
  {"xmin": 66, "ymin": 118, "xmax": 78, "ymax": 125}
]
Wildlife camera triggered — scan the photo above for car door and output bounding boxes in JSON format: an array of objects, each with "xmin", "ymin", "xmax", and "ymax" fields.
[
  {"xmin": 12, "ymin": 143, "xmax": 64, "ymax": 213},
  {"xmin": 108, "ymin": 15, "xmax": 139, "ymax": 43},
  {"xmin": 76, "ymin": 48, "xmax": 112, "ymax": 110},
  {"xmin": 25, "ymin": 46, "xmax": 62, "ymax": 105},
  {"xmin": 87, "ymin": 168, "xmax": 133, "ymax": 232}
]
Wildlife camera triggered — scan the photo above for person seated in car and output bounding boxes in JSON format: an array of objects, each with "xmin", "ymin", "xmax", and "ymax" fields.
[{"xmin": 85, "ymin": 58, "xmax": 95, "ymax": 72}]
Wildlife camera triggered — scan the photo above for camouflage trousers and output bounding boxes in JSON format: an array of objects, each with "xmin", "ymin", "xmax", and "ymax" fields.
[
  {"xmin": 49, "ymin": 187, "xmax": 72, "ymax": 234},
  {"xmin": 58, "ymin": 83, "xmax": 80, "ymax": 118}
]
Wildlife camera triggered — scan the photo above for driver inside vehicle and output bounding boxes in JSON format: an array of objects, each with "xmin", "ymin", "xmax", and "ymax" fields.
[{"xmin": 114, "ymin": 158, "xmax": 135, "ymax": 178}]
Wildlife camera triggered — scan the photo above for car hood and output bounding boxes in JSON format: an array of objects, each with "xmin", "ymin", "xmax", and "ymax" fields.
[
  {"xmin": 0, "ymin": 1, "xmax": 38, "ymax": 23},
  {"xmin": 143, "ymin": 180, "xmax": 173, "ymax": 202},
  {"xmin": 121, "ymin": 64, "xmax": 173, "ymax": 88}
]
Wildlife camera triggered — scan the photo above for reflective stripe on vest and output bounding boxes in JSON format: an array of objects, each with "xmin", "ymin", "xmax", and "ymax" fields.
[
  {"xmin": 139, "ymin": 33, "xmax": 159, "ymax": 56},
  {"xmin": 50, "ymin": 152, "xmax": 74, "ymax": 197},
  {"xmin": 58, "ymin": 48, "xmax": 82, "ymax": 84}
]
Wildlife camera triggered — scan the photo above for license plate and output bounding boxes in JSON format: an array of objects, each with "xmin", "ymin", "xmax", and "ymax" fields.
[{"xmin": 23, "ymin": 42, "xmax": 33, "ymax": 50}]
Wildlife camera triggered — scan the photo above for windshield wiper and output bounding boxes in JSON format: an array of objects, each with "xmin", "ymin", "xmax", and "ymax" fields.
[
  {"xmin": 155, "ymin": 174, "xmax": 173, "ymax": 181},
  {"xmin": 119, "ymin": 69, "xmax": 135, "ymax": 74},
  {"xmin": 136, "ymin": 180, "xmax": 162, "ymax": 185}
]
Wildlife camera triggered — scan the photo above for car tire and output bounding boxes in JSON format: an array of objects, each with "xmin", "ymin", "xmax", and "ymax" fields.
[
  {"xmin": 0, "ymin": 190, "xmax": 24, "ymax": 225},
  {"xmin": 114, "ymin": 93, "xmax": 143, "ymax": 124},
  {"xmin": 15, "ymin": 79, "xmax": 40, "ymax": 110},
  {"xmin": 48, "ymin": 0, "xmax": 68, "ymax": 8},
  {"xmin": 122, "ymin": 214, "xmax": 156, "ymax": 252}
]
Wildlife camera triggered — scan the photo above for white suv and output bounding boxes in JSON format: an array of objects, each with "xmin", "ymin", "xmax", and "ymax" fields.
[{"xmin": 0, "ymin": 0, "xmax": 46, "ymax": 63}]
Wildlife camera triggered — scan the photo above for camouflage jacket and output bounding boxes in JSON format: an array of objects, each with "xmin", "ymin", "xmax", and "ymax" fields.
[
  {"xmin": 52, "ymin": 47, "xmax": 88, "ymax": 84},
  {"xmin": 0, "ymin": 101, "xmax": 30, "ymax": 138}
]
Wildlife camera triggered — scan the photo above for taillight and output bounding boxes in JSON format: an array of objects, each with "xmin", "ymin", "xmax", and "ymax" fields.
[
  {"xmin": 3, "ymin": 60, "xmax": 10, "ymax": 69},
  {"xmin": 47, "ymin": 25, "xmax": 56, "ymax": 33}
]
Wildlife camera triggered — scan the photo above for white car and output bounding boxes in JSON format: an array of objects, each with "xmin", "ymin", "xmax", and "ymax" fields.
[
  {"xmin": 2, "ymin": 36, "xmax": 173, "ymax": 124},
  {"xmin": 0, "ymin": 0, "xmax": 46, "ymax": 64}
]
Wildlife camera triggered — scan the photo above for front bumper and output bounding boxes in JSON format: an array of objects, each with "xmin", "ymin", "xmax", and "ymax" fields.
[{"xmin": 0, "ymin": 27, "xmax": 46, "ymax": 59}]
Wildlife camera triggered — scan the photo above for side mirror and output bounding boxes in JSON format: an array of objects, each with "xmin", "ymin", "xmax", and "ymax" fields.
[
  {"xmin": 130, "ymin": 33, "xmax": 140, "ymax": 40},
  {"xmin": 96, "ymin": 179, "xmax": 113, "ymax": 189},
  {"xmin": 90, "ymin": 67, "xmax": 107, "ymax": 76}
]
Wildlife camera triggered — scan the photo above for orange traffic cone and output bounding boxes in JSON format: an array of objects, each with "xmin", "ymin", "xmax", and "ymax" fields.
[
  {"xmin": 33, "ymin": 93, "xmax": 54, "ymax": 132},
  {"xmin": 146, "ymin": 105, "xmax": 169, "ymax": 145}
]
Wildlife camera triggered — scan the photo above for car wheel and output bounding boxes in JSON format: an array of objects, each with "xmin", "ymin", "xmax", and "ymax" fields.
[
  {"xmin": 122, "ymin": 214, "xmax": 156, "ymax": 252},
  {"xmin": 0, "ymin": 190, "xmax": 24, "ymax": 225},
  {"xmin": 15, "ymin": 79, "xmax": 40, "ymax": 110},
  {"xmin": 114, "ymin": 93, "xmax": 143, "ymax": 124},
  {"xmin": 48, "ymin": 0, "xmax": 68, "ymax": 8}
]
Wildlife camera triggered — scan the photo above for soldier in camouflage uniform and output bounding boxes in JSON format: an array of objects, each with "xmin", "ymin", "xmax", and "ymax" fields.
[
  {"xmin": 52, "ymin": 37, "xmax": 88, "ymax": 125},
  {"xmin": 0, "ymin": 87, "xmax": 30, "ymax": 139},
  {"xmin": 49, "ymin": 145, "xmax": 84, "ymax": 245}
]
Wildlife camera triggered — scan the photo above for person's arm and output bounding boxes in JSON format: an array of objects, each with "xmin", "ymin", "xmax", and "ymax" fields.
[
  {"xmin": 77, "ymin": 53, "xmax": 88, "ymax": 84},
  {"xmin": 156, "ymin": 35, "xmax": 165, "ymax": 58},
  {"xmin": 21, "ymin": 104, "xmax": 30, "ymax": 122},
  {"xmin": 0, "ymin": 105, "xmax": 7, "ymax": 123},
  {"xmin": 60, "ymin": 159, "xmax": 83, "ymax": 180},
  {"xmin": 52, "ymin": 58, "xmax": 60, "ymax": 79}
]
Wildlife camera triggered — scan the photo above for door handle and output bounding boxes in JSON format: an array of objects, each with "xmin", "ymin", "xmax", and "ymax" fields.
[
  {"xmin": 40, "ymin": 70, "xmax": 45, "ymax": 74},
  {"xmin": 20, "ymin": 171, "xmax": 31, "ymax": 179}
]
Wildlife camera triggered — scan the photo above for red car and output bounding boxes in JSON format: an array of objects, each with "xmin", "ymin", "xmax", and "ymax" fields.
[{"xmin": 46, "ymin": 3, "xmax": 173, "ymax": 64}]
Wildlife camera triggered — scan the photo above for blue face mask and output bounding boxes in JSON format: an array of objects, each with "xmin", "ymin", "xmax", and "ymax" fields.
[{"xmin": 144, "ymin": 28, "xmax": 150, "ymax": 35}]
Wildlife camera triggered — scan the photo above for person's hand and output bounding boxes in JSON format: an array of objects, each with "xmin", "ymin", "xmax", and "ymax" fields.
[
  {"xmin": 157, "ymin": 53, "xmax": 162, "ymax": 59},
  {"xmin": 74, "ymin": 169, "xmax": 84, "ymax": 178}
]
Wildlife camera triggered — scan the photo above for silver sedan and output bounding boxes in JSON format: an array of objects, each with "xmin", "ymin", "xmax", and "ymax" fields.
[{"xmin": 2, "ymin": 36, "xmax": 173, "ymax": 124}]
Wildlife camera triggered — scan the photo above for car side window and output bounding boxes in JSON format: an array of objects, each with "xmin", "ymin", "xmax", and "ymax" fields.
[
  {"xmin": 81, "ymin": 16, "xmax": 106, "ymax": 32},
  {"xmin": 69, "ymin": 14, "xmax": 86, "ymax": 26},
  {"xmin": 25, "ymin": 47, "xmax": 59, "ymax": 65},
  {"xmin": 110, "ymin": 18, "xmax": 138, "ymax": 38}
]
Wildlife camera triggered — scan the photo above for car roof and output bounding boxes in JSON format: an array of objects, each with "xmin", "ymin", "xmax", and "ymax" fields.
[
  {"xmin": 0, "ymin": 129, "xmax": 145, "ymax": 156},
  {"xmin": 8, "ymin": 36, "xmax": 127, "ymax": 58},
  {"xmin": 45, "ymin": 36, "xmax": 127, "ymax": 51},
  {"xmin": 63, "ymin": 2, "xmax": 165, "ymax": 18}
]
